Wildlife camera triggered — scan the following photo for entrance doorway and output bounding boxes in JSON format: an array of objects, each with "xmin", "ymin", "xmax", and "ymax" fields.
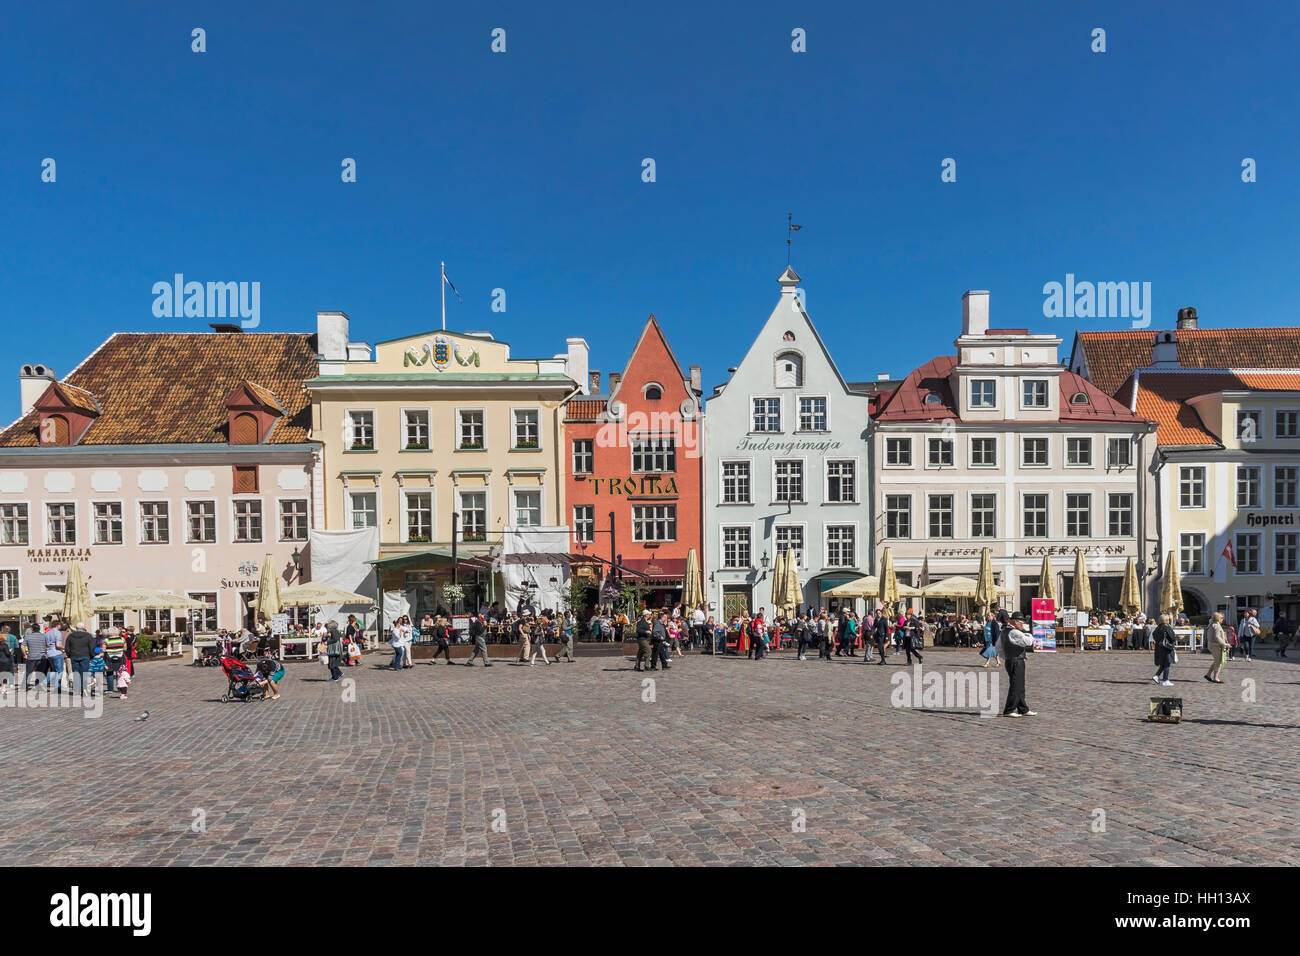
[
  {"xmin": 722, "ymin": 586, "xmax": 750, "ymax": 621},
  {"xmin": 1274, "ymin": 597, "xmax": 1299, "ymax": 630}
]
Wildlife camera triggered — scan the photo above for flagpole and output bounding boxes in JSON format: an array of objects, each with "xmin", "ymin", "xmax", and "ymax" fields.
[{"xmin": 441, "ymin": 261, "xmax": 446, "ymax": 331}]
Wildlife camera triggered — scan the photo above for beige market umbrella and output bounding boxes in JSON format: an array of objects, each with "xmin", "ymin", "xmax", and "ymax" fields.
[
  {"xmin": 0, "ymin": 592, "xmax": 67, "ymax": 615},
  {"xmin": 62, "ymin": 559, "xmax": 94, "ymax": 627},
  {"xmin": 682, "ymin": 548, "xmax": 703, "ymax": 611},
  {"xmin": 918, "ymin": 575, "xmax": 1014, "ymax": 599},
  {"xmin": 769, "ymin": 548, "xmax": 787, "ymax": 611},
  {"xmin": 1037, "ymin": 553, "xmax": 1056, "ymax": 602},
  {"xmin": 825, "ymin": 575, "xmax": 920, "ymax": 600},
  {"xmin": 1072, "ymin": 549, "xmax": 1093, "ymax": 612},
  {"xmin": 255, "ymin": 553, "xmax": 281, "ymax": 623},
  {"xmin": 91, "ymin": 588, "xmax": 207, "ymax": 612},
  {"xmin": 1119, "ymin": 556, "xmax": 1141, "ymax": 616},
  {"xmin": 276, "ymin": 581, "xmax": 373, "ymax": 607},
  {"xmin": 878, "ymin": 547, "xmax": 899, "ymax": 611},
  {"xmin": 1159, "ymin": 550, "xmax": 1182, "ymax": 616},
  {"xmin": 779, "ymin": 548, "xmax": 803, "ymax": 615},
  {"xmin": 975, "ymin": 547, "xmax": 996, "ymax": 614}
]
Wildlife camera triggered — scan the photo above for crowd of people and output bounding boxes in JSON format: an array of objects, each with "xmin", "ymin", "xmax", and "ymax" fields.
[{"xmin": 0, "ymin": 619, "xmax": 140, "ymax": 700}]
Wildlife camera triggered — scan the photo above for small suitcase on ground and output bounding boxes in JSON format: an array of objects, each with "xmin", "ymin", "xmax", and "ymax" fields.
[{"xmin": 1148, "ymin": 696, "xmax": 1182, "ymax": 723}]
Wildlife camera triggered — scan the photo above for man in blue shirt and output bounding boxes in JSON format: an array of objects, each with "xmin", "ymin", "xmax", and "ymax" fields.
[{"xmin": 44, "ymin": 623, "xmax": 66, "ymax": 694}]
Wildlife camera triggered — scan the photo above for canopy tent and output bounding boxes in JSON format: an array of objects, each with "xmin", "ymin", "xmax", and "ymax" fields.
[
  {"xmin": 90, "ymin": 589, "xmax": 206, "ymax": 612},
  {"xmin": 916, "ymin": 576, "xmax": 1014, "ymax": 599},
  {"xmin": 0, "ymin": 592, "xmax": 68, "ymax": 615},
  {"xmin": 823, "ymin": 575, "xmax": 921, "ymax": 599}
]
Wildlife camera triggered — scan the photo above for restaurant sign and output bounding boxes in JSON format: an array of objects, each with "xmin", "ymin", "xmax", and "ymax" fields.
[
  {"xmin": 586, "ymin": 476, "xmax": 679, "ymax": 496},
  {"xmin": 26, "ymin": 547, "xmax": 93, "ymax": 563}
]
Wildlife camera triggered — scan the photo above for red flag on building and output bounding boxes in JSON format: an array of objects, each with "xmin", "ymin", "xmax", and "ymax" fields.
[{"xmin": 1221, "ymin": 538, "xmax": 1236, "ymax": 569}]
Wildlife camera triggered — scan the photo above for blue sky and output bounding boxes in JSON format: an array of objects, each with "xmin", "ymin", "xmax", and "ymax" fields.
[{"xmin": 3, "ymin": 1, "xmax": 1297, "ymax": 420}]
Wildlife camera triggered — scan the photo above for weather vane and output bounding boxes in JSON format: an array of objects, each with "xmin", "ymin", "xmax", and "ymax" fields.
[{"xmin": 786, "ymin": 213, "xmax": 802, "ymax": 265}]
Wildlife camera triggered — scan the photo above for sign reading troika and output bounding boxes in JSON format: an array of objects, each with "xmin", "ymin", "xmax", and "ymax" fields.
[{"xmin": 586, "ymin": 476, "xmax": 679, "ymax": 496}]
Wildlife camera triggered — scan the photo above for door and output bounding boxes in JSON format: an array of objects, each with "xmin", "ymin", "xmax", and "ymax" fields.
[{"xmin": 722, "ymin": 586, "xmax": 749, "ymax": 621}]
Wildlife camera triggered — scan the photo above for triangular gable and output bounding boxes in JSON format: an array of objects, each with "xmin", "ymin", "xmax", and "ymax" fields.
[
  {"xmin": 608, "ymin": 315, "xmax": 694, "ymax": 406},
  {"xmin": 225, "ymin": 380, "xmax": 284, "ymax": 414},
  {"xmin": 33, "ymin": 381, "xmax": 101, "ymax": 417}
]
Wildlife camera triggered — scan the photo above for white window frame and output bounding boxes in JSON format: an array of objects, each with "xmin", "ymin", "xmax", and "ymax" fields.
[
  {"xmin": 969, "ymin": 436, "xmax": 997, "ymax": 469},
  {"xmin": 456, "ymin": 407, "xmax": 487, "ymax": 450},
  {"xmin": 1236, "ymin": 465, "xmax": 1261, "ymax": 510},
  {"xmin": 1275, "ymin": 531, "xmax": 1300, "ymax": 575},
  {"xmin": 632, "ymin": 503, "xmax": 677, "ymax": 543},
  {"xmin": 1021, "ymin": 436, "xmax": 1050, "ymax": 468},
  {"xmin": 230, "ymin": 496, "xmax": 265, "ymax": 544},
  {"xmin": 512, "ymin": 488, "xmax": 544, "ymax": 527},
  {"xmin": 1274, "ymin": 464, "xmax": 1299, "ymax": 509},
  {"xmin": 968, "ymin": 378, "xmax": 997, "ymax": 409},
  {"xmin": 0, "ymin": 569, "xmax": 21, "ymax": 602},
  {"xmin": 1178, "ymin": 466, "xmax": 1207, "ymax": 510},
  {"xmin": 1022, "ymin": 492, "xmax": 1050, "ymax": 539},
  {"xmin": 347, "ymin": 490, "xmax": 379, "ymax": 531},
  {"xmin": 774, "ymin": 352, "xmax": 803, "ymax": 388},
  {"xmin": 927, "ymin": 493, "xmax": 955, "ymax": 539},
  {"xmin": 1179, "ymin": 532, "xmax": 1206, "ymax": 576},
  {"xmin": 720, "ymin": 524, "xmax": 753, "ymax": 569},
  {"xmin": 0, "ymin": 500, "xmax": 32, "ymax": 547},
  {"xmin": 1234, "ymin": 532, "xmax": 1262, "ymax": 575},
  {"xmin": 511, "ymin": 406, "xmax": 542, "ymax": 450},
  {"xmin": 183, "ymin": 498, "xmax": 218, "ymax": 544},
  {"xmin": 137, "ymin": 499, "xmax": 172, "ymax": 545},
  {"xmin": 1065, "ymin": 492, "xmax": 1092, "ymax": 538},
  {"xmin": 1236, "ymin": 408, "xmax": 1263, "ymax": 442},
  {"xmin": 774, "ymin": 522, "xmax": 807, "ymax": 569},
  {"xmin": 884, "ymin": 436, "xmax": 913, "ymax": 468},
  {"xmin": 630, "ymin": 434, "xmax": 676, "ymax": 474},
  {"xmin": 573, "ymin": 505, "xmax": 595, "ymax": 544},
  {"xmin": 187, "ymin": 591, "xmax": 219, "ymax": 634},
  {"xmin": 720, "ymin": 459, "xmax": 753, "ymax": 505},
  {"xmin": 824, "ymin": 458, "xmax": 858, "ymax": 504},
  {"xmin": 751, "ymin": 396, "xmax": 782, "ymax": 433},
  {"xmin": 458, "ymin": 489, "xmax": 489, "ymax": 542},
  {"xmin": 45, "ymin": 500, "xmax": 78, "ymax": 547},
  {"xmin": 926, "ymin": 436, "xmax": 954, "ymax": 469},
  {"xmin": 571, "ymin": 438, "xmax": 594, "ymax": 476},
  {"xmin": 402, "ymin": 490, "xmax": 435, "ymax": 543},
  {"xmin": 276, "ymin": 497, "xmax": 310, "ymax": 543},
  {"xmin": 1106, "ymin": 436, "xmax": 1133, "ymax": 470},
  {"xmin": 824, "ymin": 523, "xmax": 858, "ymax": 569},
  {"xmin": 773, "ymin": 458, "xmax": 806, "ymax": 504},
  {"xmin": 345, "ymin": 408, "xmax": 376, "ymax": 451},
  {"xmin": 884, "ymin": 493, "xmax": 913, "ymax": 540},
  {"xmin": 797, "ymin": 396, "xmax": 828, "ymax": 432},
  {"xmin": 1106, "ymin": 492, "xmax": 1133, "ymax": 538},
  {"xmin": 1065, "ymin": 436, "xmax": 1093, "ymax": 468},
  {"xmin": 1021, "ymin": 379, "xmax": 1050, "ymax": 409},
  {"xmin": 970, "ymin": 493, "xmax": 997, "ymax": 539},
  {"xmin": 401, "ymin": 406, "xmax": 432, "ymax": 451},
  {"xmin": 1275, "ymin": 409, "xmax": 1300, "ymax": 440}
]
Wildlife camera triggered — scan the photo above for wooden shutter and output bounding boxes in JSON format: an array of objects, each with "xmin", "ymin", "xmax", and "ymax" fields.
[
  {"xmin": 232, "ymin": 413, "xmax": 259, "ymax": 444},
  {"xmin": 42, "ymin": 415, "xmax": 70, "ymax": 446},
  {"xmin": 233, "ymin": 465, "xmax": 259, "ymax": 494}
]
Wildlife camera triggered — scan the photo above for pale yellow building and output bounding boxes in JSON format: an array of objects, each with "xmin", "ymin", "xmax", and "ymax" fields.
[{"xmin": 307, "ymin": 311, "xmax": 587, "ymax": 617}]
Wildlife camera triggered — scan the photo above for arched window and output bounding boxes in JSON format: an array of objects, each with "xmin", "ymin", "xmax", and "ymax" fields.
[
  {"xmin": 231, "ymin": 413, "xmax": 259, "ymax": 444},
  {"xmin": 643, "ymin": 383, "xmax": 663, "ymax": 401},
  {"xmin": 775, "ymin": 351, "xmax": 803, "ymax": 388},
  {"xmin": 43, "ymin": 415, "xmax": 70, "ymax": 446},
  {"xmin": 1070, "ymin": 391, "xmax": 1090, "ymax": 405}
]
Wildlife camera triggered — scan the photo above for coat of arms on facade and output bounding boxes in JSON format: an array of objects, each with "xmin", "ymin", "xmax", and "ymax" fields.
[{"xmin": 403, "ymin": 336, "xmax": 481, "ymax": 370}]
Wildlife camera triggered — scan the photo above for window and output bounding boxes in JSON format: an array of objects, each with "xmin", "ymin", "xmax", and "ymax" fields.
[
  {"xmin": 644, "ymin": 385, "xmax": 662, "ymax": 401},
  {"xmin": 93, "ymin": 502, "xmax": 123, "ymax": 544},
  {"xmin": 1237, "ymin": 466, "xmax": 1261, "ymax": 509},
  {"xmin": 1276, "ymin": 533, "xmax": 1300, "ymax": 574},
  {"xmin": 47, "ymin": 503, "xmax": 76, "ymax": 545},
  {"xmin": 826, "ymin": 460, "xmax": 855, "ymax": 502},
  {"xmin": 775, "ymin": 352, "xmax": 803, "ymax": 388},
  {"xmin": 928, "ymin": 495, "xmax": 953, "ymax": 538},
  {"xmin": 927, "ymin": 437, "xmax": 953, "ymax": 467},
  {"xmin": 1276, "ymin": 466, "xmax": 1299, "ymax": 508},
  {"xmin": 1236, "ymin": 409, "xmax": 1262, "ymax": 442},
  {"xmin": 1022, "ymin": 437, "xmax": 1048, "ymax": 467},
  {"xmin": 1235, "ymin": 532, "xmax": 1261, "ymax": 574},
  {"xmin": 233, "ymin": 499, "xmax": 262, "ymax": 543},
  {"xmin": 348, "ymin": 492, "xmax": 376, "ymax": 530},
  {"xmin": 140, "ymin": 609, "xmax": 169, "ymax": 633},
  {"xmin": 405, "ymin": 492, "xmax": 432, "ymax": 542},
  {"xmin": 1277, "ymin": 410, "xmax": 1299, "ymax": 439},
  {"xmin": 188, "ymin": 592, "xmax": 218, "ymax": 633},
  {"xmin": 186, "ymin": 500, "xmax": 216, "ymax": 543},
  {"xmin": 721, "ymin": 461, "xmax": 751, "ymax": 504},
  {"xmin": 1022, "ymin": 380, "xmax": 1049, "ymax": 408},
  {"xmin": 1234, "ymin": 595, "xmax": 1262, "ymax": 620},
  {"xmin": 140, "ymin": 501, "xmax": 169, "ymax": 544},
  {"xmin": 572, "ymin": 439, "xmax": 594, "ymax": 475},
  {"xmin": 0, "ymin": 570, "xmax": 17, "ymax": 601},
  {"xmin": 633, "ymin": 504, "xmax": 676, "ymax": 542},
  {"xmin": 96, "ymin": 608, "xmax": 126, "ymax": 632},
  {"xmin": 775, "ymin": 525, "xmax": 804, "ymax": 567},
  {"xmin": 826, "ymin": 526, "xmax": 856, "ymax": 567},
  {"xmin": 969, "ymin": 379, "xmax": 996, "ymax": 408},
  {"xmin": 631, "ymin": 436, "xmax": 676, "ymax": 473},
  {"xmin": 722, "ymin": 526, "xmax": 751, "ymax": 568},
  {"xmin": 458, "ymin": 410, "xmax": 485, "ymax": 449},
  {"xmin": 513, "ymin": 409, "xmax": 540, "ymax": 449},
  {"xmin": 1180, "ymin": 533, "xmax": 1205, "ymax": 575},
  {"xmin": 404, "ymin": 410, "xmax": 430, "ymax": 450},
  {"xmin": 279, "ymin": 499, "xmax": 308, "ymax": 541},
  {"xmin": 233, "ymin": 465, "xmax": 258, "ymax": 494},
  {"xmin": 1022, "ymin": 494, "xmax": 1048, "ymax": 538},
  {"xmin": 1179, "ymin": 467, "xmax": 1206, "ymax": 508},
  {"xmin": 885, "ymin": 496, "xmax": 911, "ymax": 539},
  {"xmin": 513, "ymin": 490, "xmax": 542, "ymax": 527},
  {"xmin": 1066, "ymin": 437, "xmax": 1092, "ymax": 467},
  {"xmin": 970, "ymin": 438, "xmax": 997, "ymax": 468},
  {"xmin": 798, "ymin": 397, "xmax": 827, "ymax": 431},
  {"xmin": 1070, "ymin": 391, "xmax": 1090, "ymax": 405},
  {"xmin": 1107, "ymin": 437, "xmax": 1132, "ymax": 469},
  {"xmin": 573, "ymin": 505, "xmax": 595, "ymax": 544},
  {"xmin": 1107, "ymin": 493, "xmax": 1133, "ymax": 537},
  {"xmin": 348, "ymin": 410, "xmax": 374, "ymax": 450},
  {"xmin": 971, "ymin": 494, "xmax": 996, "ymax": 538},
  {"xmin": 774, "ymin": 460, "xmax": 804, "ymax": 502},
  {"xmin": 0, "ymin": 504, "xmax": 28, "ymax": 545},
  {"xmin": 1066, "ymin": 493, "xmax": 1091, "ymax": 537},
  {"xmin": 460, "ymin": 492, "xmax": 486, "ymax": 541},
  {"xmin": 752, "ymin": 398, "xmax": 781, "ymax": 432},
  {"xmin": 231, "ymin": 412, "xmax": 258, "ymax": 444},
  {"xmin": 885, "ymin": 437, "xmax": 912, "ymax": 467},
  {"xmin": 44, "ymin": 414, "xmax": 70, "ymax": 445}
]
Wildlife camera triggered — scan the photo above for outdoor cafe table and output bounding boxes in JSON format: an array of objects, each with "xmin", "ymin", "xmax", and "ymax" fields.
[{"xmin": 280, "ymin": 633, "xmax": 314, "ymax": 660}]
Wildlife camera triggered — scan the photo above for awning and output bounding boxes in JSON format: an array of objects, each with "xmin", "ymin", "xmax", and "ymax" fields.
[
  {"xmin": 366, "ymin": 548, "xmax": 456, "ymax": 570},
  {"xmin": 621, "ymin": 557, "xmax": 687, "ymax": 581}
]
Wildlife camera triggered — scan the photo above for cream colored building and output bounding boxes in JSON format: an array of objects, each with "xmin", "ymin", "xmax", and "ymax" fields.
[{"xmin": 307, "ymin": 311, "xmax": 587, "ymax": 617}]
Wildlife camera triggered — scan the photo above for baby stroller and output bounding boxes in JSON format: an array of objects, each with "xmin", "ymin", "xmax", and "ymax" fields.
[
  {"xmin": 219, "ymin": 656, "xmax": 262, "ymax": 703},
  {"xmin": 198, "ymin": 643, "xmax": 223, "ymax": 667}
]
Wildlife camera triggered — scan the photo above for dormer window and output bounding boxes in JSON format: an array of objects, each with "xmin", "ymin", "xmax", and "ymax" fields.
[
  {"xmin": 924, "ymin": 393, "xmax": 943, "ymax": 405},
  {"xmin": 643, "ymin": 383, "xmax": 663, "ymax": 401},
  {"xmin": 34, "ymin": 382, "xmax": 100, "ymax": 446},
  {"xmin": 225, "ymin": 381, "xmax": 284, "ymax": 446},
  {"xmin": 775, "ymin": 351, "xmax": 803, "ymax": 388},
  {"xmin": 1070, "ymin": 391, "xmax": 1090, "ymax": 405}
]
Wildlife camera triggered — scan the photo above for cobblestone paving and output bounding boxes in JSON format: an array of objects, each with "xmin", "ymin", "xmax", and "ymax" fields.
[{"xmin": 2, "ymin": 647, "xmax": 1297, "ymax": 865}]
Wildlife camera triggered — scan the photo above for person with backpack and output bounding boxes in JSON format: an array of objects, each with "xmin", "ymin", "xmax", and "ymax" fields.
[{"xmin": 903, "ymin": 610, "xmax": 924, "ymax": 665}]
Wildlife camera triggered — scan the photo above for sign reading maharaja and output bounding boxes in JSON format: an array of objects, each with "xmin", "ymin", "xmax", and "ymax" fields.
[{"xmin": 403, "ymin": 335, "xmax": 481, "ymax": 370}]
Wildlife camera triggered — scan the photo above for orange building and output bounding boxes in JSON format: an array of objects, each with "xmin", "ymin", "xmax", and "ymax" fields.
[{"xmin": 563, "ymin": 317, "xmax": 704, "ymax": 608}]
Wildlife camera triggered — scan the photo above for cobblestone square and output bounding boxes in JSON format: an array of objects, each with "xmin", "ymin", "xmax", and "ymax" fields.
[{"xmin": 2, "ymin": 647, "xmax": 1296, "ymax": 866}]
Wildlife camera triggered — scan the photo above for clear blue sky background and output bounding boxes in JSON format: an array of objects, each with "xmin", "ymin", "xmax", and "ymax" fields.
[{"xmin": 3, "ymin": 1, "xmax": 1297, "ymax": 421}]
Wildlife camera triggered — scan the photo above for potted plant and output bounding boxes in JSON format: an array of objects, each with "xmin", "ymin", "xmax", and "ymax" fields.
[
  {"xmin": 440, "ymin": 583, "xmax": 465, "ymax": 613},
  {"xmin": 460, "ymin": 440, "xmax": 484, "ymax": 450},
  {"xmin": 515, "ymin": 439, "xmax": 539, "ymax": 449},
  {"xmin": 408, "ymin": 533, "xmax": 431, "ymax": 543},
  {"xmin": 350, "ymin": 442, "xmax": 374, "ymax": 451}
]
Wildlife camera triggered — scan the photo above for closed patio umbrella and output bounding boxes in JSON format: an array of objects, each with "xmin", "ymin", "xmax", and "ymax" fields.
[
  {"xmin": 1072, "ymin": 550, "xmax": 1093, "ymax": 612},
  {"xmin": 1037, "ymin": 553, "xmax": 1056, "ymax": 603},
  {"xmin": 780, "ymin": 548, "xmax": 803, "ymax": 615},
  {"xmin": 1159, "ymin": 550, "xmax": 1182, "ymax": 616},
  {"xmin": 62, "ymin": 559, "xmax": 94, "ymax": 627},
  {"xmin": 1119, "ymin": 556, "xmax": 1141, "ymax": 616},
  {"xmin": 256, "ymin": 553, "xmax": 282, "ymax": 624},
  {"xmin": 682, "ymin": 548, "xmax": 703, "ymax": 611},
  {"xmin": 770, "ymin": 548, "xmax": 787, "ymax": 612},
  {"xmin": 878, "ymin": 548, "xmax": 899, "ymax": 612},
  {"xmin": 975, "ymin": 547, "xmax": 996, "ymax": 615}
]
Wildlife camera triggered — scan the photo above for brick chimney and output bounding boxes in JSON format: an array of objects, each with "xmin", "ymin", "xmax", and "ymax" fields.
[
  {"xmin": 1177, "ymin": 307, "xmax": 1198, "ymax": 330},
  {"xmin": 19, "ymin": 364, "xmax": 56, "ymax": 416},
  {"xmin": 589, "ymin": 371, "xmax": 601, "ymax": 394}
]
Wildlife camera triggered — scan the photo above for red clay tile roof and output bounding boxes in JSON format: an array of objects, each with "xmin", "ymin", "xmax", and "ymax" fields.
[
  {"xmin": 1124, "ymin": 370, "xmax": 1300, "ymax": 446},
  {"xmin": 872, "ymin": 355, "xmax": 1146, "ymax": 425},
  {"xmin": 1073, "ymin": 328, "xmax": 1300, "ymax": 395},
  {"xmin": 43, "ymin": 382, "xmax": 101, "ymax": 416},
  {"xmin": 239, "ymin": 381, "xmax": 285, "ymax": 412},
  {"xmin": 563, "ymin": 398, "xmax": 608, "ymax": 422},
  {"xmin": 0, "ymin": 333, "xmax": 317, "ymax": 446}
]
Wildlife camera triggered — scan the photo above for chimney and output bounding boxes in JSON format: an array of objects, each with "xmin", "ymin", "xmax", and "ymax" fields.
[
  {"xmin": 1152, "ymin": 330, "xmax": 1179, "ymax": 367},
  {"xmin": 565, "ymin": 337, "xmax": 589, "ymax": 395},
  {"xmin": 589, "ymin": 371, "xmax": 601, "ymax": 394},
  {"xmin": 19, "ymin": 364, "xmax": 56, "ymax": 416},
  {"xmin": 689, "ymin": 365, "xmax": 702, "ymax": 394},
  {"xmin": 608, "ymin": 372, "xmax": 622, "ymax": 395},
  {"xmin": 1177, "ymin": 306, "xmax": 1199, "ymax": 330},
  {"xmin": 876, "ymin": 372, "xmax": 890, "ymax": 381},
  {"xmin": 317, "ymin": 311, "xmax": 350, "ymax": 361},
  {"xmin": 962, "ymin": 291, "xmax": 990, "ymax": 335}
]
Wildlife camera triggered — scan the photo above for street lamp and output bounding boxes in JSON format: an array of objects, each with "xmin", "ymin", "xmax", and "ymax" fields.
[{"xmin": 291, "ymin": 546, "xmax": 304, "ymax": 582}]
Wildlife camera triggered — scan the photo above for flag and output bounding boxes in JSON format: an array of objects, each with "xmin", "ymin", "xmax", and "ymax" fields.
[
  {"xmin": 1222, "ymin": 538, "xmax": 1236, "ymax": 569},
  {"xmin": 443, "ymin": 270, "xmax": 463, "ymax": 303},
  {"xmin": 788, "ymin": 224, "xmax": 802, "ymax": 232}
]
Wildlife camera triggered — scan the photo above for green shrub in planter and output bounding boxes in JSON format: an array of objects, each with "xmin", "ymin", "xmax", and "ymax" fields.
[{"xmin": 135, "ymin": 634, "xmax": 154, "ymax": 656}]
